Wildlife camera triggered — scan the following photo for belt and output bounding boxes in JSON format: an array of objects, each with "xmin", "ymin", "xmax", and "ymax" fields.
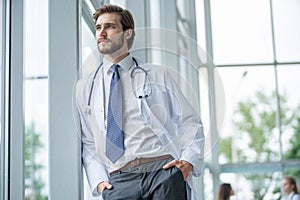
[{"xmin": 110, "ymin": 154, "xmax": 172, "ymax": 175}]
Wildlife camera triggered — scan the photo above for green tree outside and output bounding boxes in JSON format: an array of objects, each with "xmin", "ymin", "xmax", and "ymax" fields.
[
  {"xmin": 220, "ymin": 90, "xmax": 300, "ymax": 200},
  {"xmin": 25, "ymin": 123, "xmax": 48, "ymax": 200}
]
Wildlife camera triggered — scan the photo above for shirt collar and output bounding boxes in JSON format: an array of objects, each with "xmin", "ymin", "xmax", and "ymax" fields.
[
  {"xmin": 288, "ymin": 191, "xmax": 295, "ymax": 199},
  {"xmin": 102, "ymin": 54, "xmax": 133, "ymax": 75}
]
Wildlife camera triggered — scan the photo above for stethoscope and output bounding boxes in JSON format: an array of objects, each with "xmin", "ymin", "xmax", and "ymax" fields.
[{"xmin": 86, "ymin": 57, "xmax": 152, "ymax": 111}]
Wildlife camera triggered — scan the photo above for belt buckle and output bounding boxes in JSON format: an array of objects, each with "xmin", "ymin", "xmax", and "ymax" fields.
[{"xmin": 136, "ymin": 157, "xmax": 141, "ymax": 166}]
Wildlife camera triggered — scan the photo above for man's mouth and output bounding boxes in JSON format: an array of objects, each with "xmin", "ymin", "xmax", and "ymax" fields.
[{"xmin": 98, "ymin": 38, "xmax": 109, "ymax": 44}]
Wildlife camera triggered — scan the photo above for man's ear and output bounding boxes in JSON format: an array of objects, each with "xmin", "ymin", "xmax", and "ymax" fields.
[{"xmin": 125, "ymin": 29, "xmax": 133, "ymax": 39}]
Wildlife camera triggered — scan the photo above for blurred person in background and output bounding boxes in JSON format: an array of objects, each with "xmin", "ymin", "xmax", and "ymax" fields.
[
  {"xmin": 282, "ymin": 176, "xmax": 300, "ymax": 200},
  {"xmin": 217, "ymin": 183, "xmax": 234, "ymax": 200}
]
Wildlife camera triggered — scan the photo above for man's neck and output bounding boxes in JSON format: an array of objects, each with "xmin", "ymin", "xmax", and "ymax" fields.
[{"xmin": 104, "ymin": 52, "xmax": 130, "ymax": 64}]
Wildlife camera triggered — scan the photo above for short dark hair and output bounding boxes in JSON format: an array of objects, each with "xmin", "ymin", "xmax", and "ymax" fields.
[{"xmin": 93, "ymin": 4, "xmax": 135, "ymax": 49}]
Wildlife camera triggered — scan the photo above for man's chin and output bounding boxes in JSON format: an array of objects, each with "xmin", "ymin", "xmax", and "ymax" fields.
[{"xmin": 98, "ymin": 46, "xmax": 110, "ymax": 54}]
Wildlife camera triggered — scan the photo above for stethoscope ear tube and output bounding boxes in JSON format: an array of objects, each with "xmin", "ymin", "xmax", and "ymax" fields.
[
  {"xmin": 87, "ymin": 63, "xmax": 103, "ymax": 106},
  {"xmin": 87, "ymin": 57, "xmax": 150, "ymax": 108}
]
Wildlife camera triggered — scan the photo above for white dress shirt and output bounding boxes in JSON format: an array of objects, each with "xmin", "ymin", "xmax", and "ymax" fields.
[{"xmin": 96, "ymin": 55, "xmax": 168, "ymax": 170}]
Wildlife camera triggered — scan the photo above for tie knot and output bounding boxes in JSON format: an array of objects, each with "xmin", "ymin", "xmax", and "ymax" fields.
[{"xmin": 111, "ymin": 64, "xmax": 120, "ymax": 73}]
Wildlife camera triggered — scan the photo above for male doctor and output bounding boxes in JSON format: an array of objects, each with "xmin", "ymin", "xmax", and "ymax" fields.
[{"xmin": 76, "ymin": 4, "xmax": 204, "ymax": 200}]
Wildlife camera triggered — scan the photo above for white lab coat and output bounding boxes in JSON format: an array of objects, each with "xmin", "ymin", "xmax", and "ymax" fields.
[
  {"xmin": 285, "ymin": 192, "xmax": 300, "ymax": 200},
  {"xmin": 76, "ymin": 59, "xmax": 205, "ymax": 199}
]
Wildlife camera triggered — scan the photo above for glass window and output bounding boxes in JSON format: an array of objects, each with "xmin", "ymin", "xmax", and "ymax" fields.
[
  {"xmin": 24, "ymin": 79, "xmax": 48, "ymax": 200},
  {"xmin": 277, "ymin": 65, "xmax": 300, "ymax": 158},
  {"xmin": 210, "ymin": 0, "xmax": 274, "ymax": 65},
  {"xmin": 199, "ymin": 0, "xmax": 300, "ymax": 199},
  {"xmin": 24, "ymin": 0, "xmax": 48, "ymax": 199},
  {"xmin": 195, "ymin": 0, "xmax": 206, "ymax": 52},
  {"xmin": 81, "ymin": 18, "xmax": 101, "ymax": 78},
  {"xmin": 273, "ymin": 0, "xmax": 300, "ymax": 62},
  {"xmin": 203, "ymin": 168, "xmax": 214, "ymax": 200},
  {"xmin": 199, "ymin": 68, "xmax": 212, "ymax": 158},
  {"xmin": 82, "ymin": 18, "xmax": 97, "ymax": 63},
  {"xmin": 218, "ymin": 66, "xmax": 281, "ymax": 164}
]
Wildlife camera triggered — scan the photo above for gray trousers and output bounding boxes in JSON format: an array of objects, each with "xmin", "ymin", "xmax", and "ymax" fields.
[{"xmin": 102, "ymin": 157, "xmax": 187, "ymax": 200}]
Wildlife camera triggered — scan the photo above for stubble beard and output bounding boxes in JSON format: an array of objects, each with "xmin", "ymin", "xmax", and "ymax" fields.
[{"xmin": 98, "ymin": 33, "xmax": 125, "ymax": 55}]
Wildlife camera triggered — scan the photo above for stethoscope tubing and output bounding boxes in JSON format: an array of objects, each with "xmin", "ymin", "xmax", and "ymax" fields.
[{"xmin": 87, "ymin": 57, "xmax": 140, "ymax": 106}]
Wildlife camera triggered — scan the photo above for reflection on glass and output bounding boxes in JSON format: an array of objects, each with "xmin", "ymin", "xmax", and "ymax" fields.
[{"xmin": 24, "ymin": 0, "xmax": 48, "ymax": 199}]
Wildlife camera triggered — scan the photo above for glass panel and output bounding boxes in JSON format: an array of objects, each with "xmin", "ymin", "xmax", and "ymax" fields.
[
  {"xmin": 273, "ymin": 0, "xmax": 300, "ymax": 62},
  {"xmin": 203, "ymin": 168, "xmax": 214, "ymax": 200},
  {"xmin": 110, "ymin": 0, "xmax": 126, "ymax": 7},
  {"xmin": 82, "ymin": 18, "xmax": 97, "ymax": 63},
  {"xmin": 210, "ymin": 0, "xmax": 274, "ymax": 65},
  {"xmin": 24, "ymin": 0, "xmax": 48, "ymax": 199},
  {"xmin": 195, "ymin": 0, "xmax": 206, "ymax": 52},
  {"xmin": 24, "ymin": 79, "xmax": 48, "ymax": 200},
  {"xmin": 24, "ymin": 0, "xmax": 48, "ymax": 77},
  {"xmin": 81, "ymin": 18, "xmax": 101, "ymax": 78},
  {"xmin": 218, "ymin": 66, "xmax": 281, "ymax": 164},
  {"xmin": 199, "ymin": 68, "xmax": 212, "ymax": 159},
  {"xmin": 277, "ymin": 65, "xmax": 300, "ymax": 160}
]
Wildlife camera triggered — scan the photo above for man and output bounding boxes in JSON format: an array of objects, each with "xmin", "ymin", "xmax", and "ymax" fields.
[{"xmin": 76, "ymin": 4, "xmax": 204, "ymax": 200}]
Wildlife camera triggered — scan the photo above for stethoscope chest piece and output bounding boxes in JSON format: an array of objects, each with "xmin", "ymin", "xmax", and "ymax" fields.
[{"xmin": 130, "ymin": 65, "xmax": 152, "ymax": 98}]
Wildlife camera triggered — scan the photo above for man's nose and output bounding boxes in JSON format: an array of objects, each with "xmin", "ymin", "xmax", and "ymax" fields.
[{"xmin": 96, "ymin": 28, "xmax": 106, "ymax": 37}]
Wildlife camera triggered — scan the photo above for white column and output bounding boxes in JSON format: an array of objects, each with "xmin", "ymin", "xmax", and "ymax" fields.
[{"xmin": 48, "ymin": 0, "xmax": 82, "ymax": 199}]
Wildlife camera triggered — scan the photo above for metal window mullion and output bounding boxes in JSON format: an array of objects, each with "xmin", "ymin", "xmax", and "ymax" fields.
[
  {"xmin": 9, "ymin": 0, "xmax": 24, "ymax": 199},
  {"xmin": 0, "ymin": 0, "xmax": 8, "ymax": 199},
  {"xmin": 204, "ymin": 0, "xmax": 221, "ymax": 199},
  {"xmin": 269, "ymin": 0, "xmax": 284, "ymax": 175}
]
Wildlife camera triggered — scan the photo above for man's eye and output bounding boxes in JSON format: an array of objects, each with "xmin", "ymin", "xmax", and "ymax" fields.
[{"xmin": 106, "ymin": 24, "xmax": 116, "ymax": 29}]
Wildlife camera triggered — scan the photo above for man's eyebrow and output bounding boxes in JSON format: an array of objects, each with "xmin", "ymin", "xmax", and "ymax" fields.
[{"xmin": 95, "ymin": 22, "xmax": 118, "ymax": 27}]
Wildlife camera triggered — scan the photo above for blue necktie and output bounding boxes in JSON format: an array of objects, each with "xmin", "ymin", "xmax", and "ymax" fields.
[{"xmin": 106, "ymin": 64, "xmax": 124, "ymax": 163}]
